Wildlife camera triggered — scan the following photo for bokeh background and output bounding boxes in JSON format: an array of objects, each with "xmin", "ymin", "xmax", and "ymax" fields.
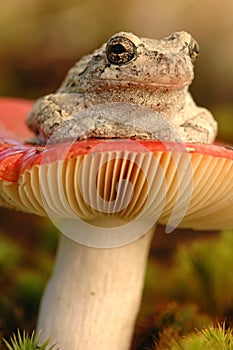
[
  {"xmin": 0, "ymin": 0, "xmax": 233, "ymax": 140},
  {"xmin": 0, "ymin": 0, "xmax": 233, "ymax": 348}
]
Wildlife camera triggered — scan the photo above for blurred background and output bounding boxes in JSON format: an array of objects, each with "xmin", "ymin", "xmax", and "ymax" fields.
[
  {"xmin": 0, "ymin": 0, "xmax": 233, "ymax": 348},
  {"xmin": 0, "ymin": 0, "xmax": 233, "ymax": 141}
]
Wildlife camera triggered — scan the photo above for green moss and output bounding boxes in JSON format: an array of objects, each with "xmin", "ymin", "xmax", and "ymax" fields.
[
  {"xmin": 136, "ymin": 231, "xmax": 233, "ymax": 349},
  {"xmin": 145, "ymin": 231, "xmax": 233, "ymax": 318},
  {"xmin": 134, "ymin": 302, "xmax": 210, "ymax": 349},
  {"xmin": 170, "ymin": 231, "xmax": 233, "ymax": 316},
  {"xmin": 4, "ymin": 330, "xmax": 55, "ymax": 350},
  {"xmin": 158, "ymin": 323, "xmax": 233, "ymax": 350}
]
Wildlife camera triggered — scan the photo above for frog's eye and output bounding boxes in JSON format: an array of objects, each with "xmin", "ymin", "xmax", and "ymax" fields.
[
  {"xmin": 189, "ymin": 38, "xmax": 199, "ymax": 62},
  {"xmin": 106, "ymin": 36, "xmax": 137, "ymax": 65}
]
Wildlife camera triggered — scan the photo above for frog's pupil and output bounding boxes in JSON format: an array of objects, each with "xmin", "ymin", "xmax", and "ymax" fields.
[
  {"xmin": 106, "ymin": 36, "xmax": 137, "ymax": 65},
  {"xmin": 111, "ymin": 44, "xmax": 126, "ymax": 54}
]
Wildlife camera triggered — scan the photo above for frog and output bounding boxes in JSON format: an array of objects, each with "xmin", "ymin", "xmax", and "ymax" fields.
[{"xmin": 26, "ymin": 31, "xmax": 217, "ymax": 144}]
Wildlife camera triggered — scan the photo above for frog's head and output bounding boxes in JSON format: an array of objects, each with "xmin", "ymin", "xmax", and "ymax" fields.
[{"xmin": 59, "ymin": 31, "xmax": 199, "ymax": 94}]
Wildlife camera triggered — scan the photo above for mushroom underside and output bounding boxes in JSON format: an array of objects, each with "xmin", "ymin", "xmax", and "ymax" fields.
[{"xmin": 0, "ymin": 139, "xmax": 233, "ymax": 231}]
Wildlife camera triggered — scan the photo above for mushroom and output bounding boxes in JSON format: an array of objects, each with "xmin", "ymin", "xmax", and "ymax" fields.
[{"xmin": 0, "ymin": 98, "xmax": 233, "ymax": 350}]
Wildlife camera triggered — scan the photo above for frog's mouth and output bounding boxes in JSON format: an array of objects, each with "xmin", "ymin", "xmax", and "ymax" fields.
[{"xmin": 93, "ymin": 78, "xmax": 190, "ymax": 92}]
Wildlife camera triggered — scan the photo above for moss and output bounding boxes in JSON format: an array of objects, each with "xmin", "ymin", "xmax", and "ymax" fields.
[
  {"xmin": 3, "ymin": 330, "xmax": 55, "ymax": 350},
  {"xmin": 133, "ymin": 302, "xmax": 210, "ymax": 349},
  {"xmin": 170, "ymin": 231, "xmax": 233, "ymax": 317},
  {"xmin": 157, "ymin": 323, "xmax": 233, "ymax": 350}
]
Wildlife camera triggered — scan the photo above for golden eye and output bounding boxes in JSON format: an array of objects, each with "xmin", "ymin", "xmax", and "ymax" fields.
[
  {"xmin": 189, "ymin": 38, "xmax": 199, "ymax": 62},
  {"xmin": 106, "ymin": 36, "xmax": 137, "ymax": 65}
]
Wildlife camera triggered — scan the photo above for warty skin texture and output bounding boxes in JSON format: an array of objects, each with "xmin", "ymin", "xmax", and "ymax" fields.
[{"xmin": 26, "ymin": 31, "xmax": 217, "ymax": 144}]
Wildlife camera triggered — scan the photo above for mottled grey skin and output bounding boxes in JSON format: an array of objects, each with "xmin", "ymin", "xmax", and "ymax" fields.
[{"xmin": 26, "ymin": 31, "xmax": 217, "ymax": 144}]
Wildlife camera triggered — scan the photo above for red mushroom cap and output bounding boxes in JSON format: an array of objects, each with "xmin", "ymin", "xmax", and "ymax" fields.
[{"xmin": 0, "ymin": 98, "xmax": 233, "ymax": 232}]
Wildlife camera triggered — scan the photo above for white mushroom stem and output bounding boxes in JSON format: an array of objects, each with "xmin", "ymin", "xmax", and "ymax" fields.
[{"xmin": 37, "ymin": 227, "xmax": 155, "ymax": 350}]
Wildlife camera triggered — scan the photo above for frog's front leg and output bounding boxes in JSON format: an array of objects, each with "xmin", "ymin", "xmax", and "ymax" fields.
[
  {"xmin": 26, "ymin": 93, "xmax": 86, "ymax": 144},
  {"xmin": 176, "ymin": 93, "xmax": 217, "ymax": 144},
  {"xmin": 179, "ymin": 107, "xmax": 217, "ymax": 143}
]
